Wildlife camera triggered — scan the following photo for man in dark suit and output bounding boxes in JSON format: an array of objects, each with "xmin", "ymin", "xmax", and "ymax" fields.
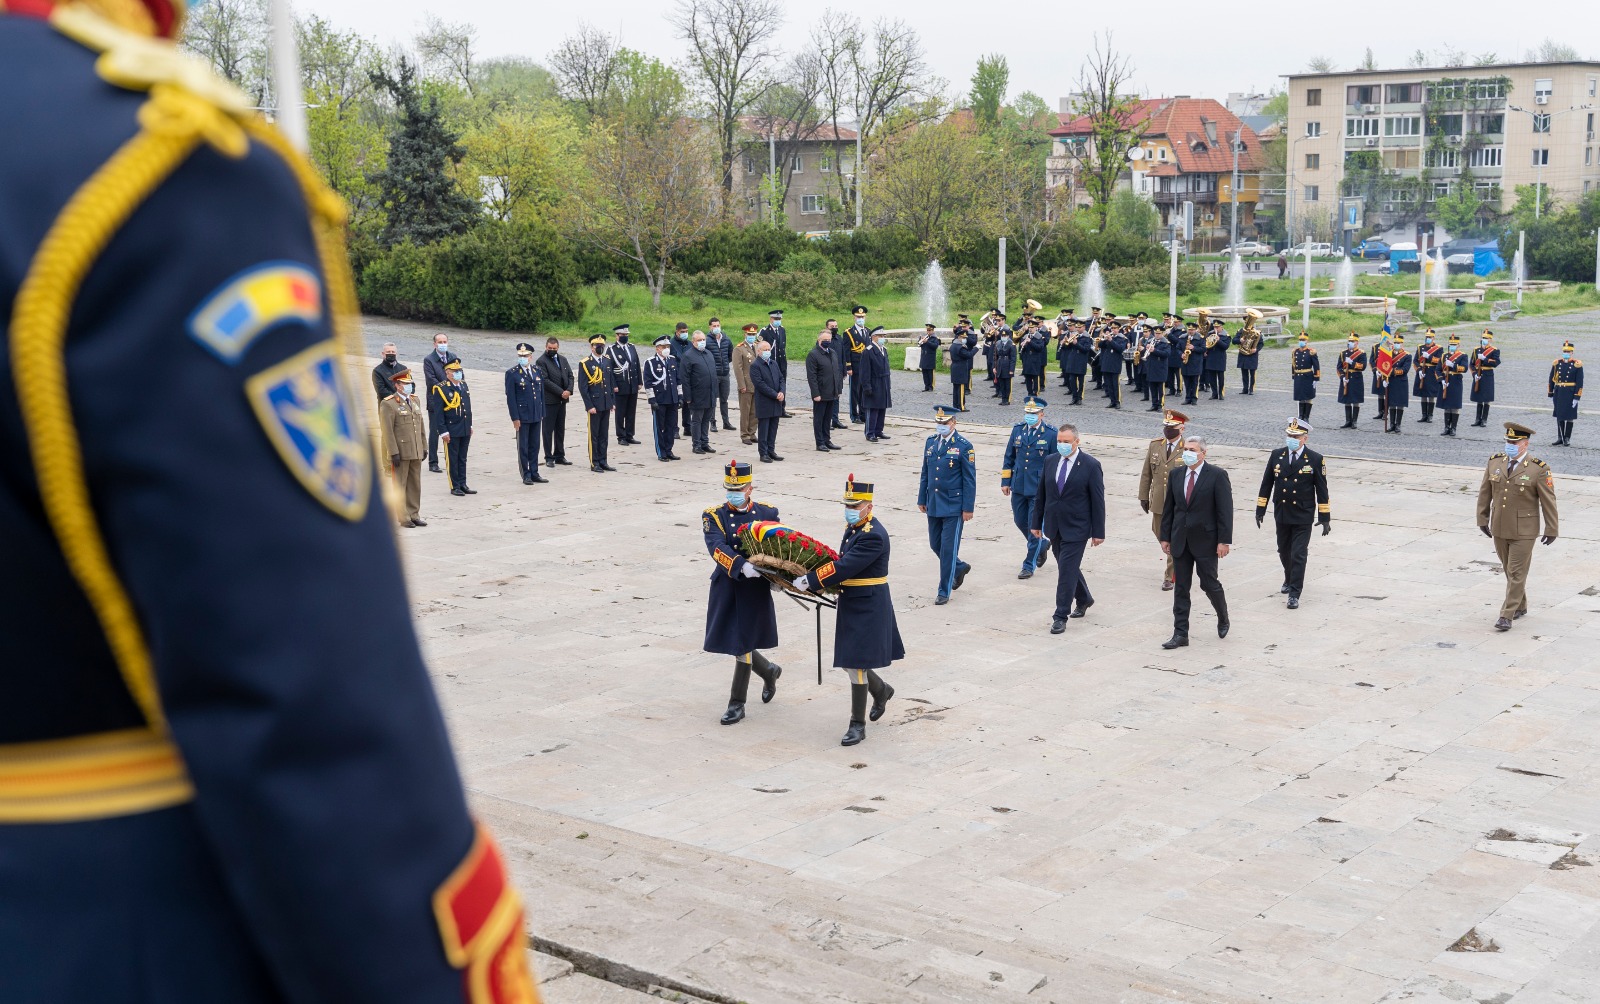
[
  {"xmin": 806, "ymin": 327, "xmax": 845, "ymax": 451},
  {"xmin": 750, "ymin": 338, "xmax": 786, "ymax": 462},
  {"xmin": 536, "ymin": 336, "xmax": 574, "ymax": 467},
  {"xmin": 1159, "ymin": 437, "xmax": 1233, "ymax": 648},
  {"xmin": 421, "ymin": 332, "xmax": 458, "ymax": 473},
  {"xmin": 1030, "ymin": 424, "xmax": 1105, "ymax": 633}
]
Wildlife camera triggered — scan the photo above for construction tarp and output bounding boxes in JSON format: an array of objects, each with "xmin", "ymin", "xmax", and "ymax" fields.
[{"xmin": 1473, "ymin": 244, "xmax": 1505, "ymax": 276}]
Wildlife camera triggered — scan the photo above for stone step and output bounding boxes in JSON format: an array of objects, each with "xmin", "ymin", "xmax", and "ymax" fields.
[{"xmin": 479, "ymin": 794, "xmax": 1263, "ymax": 1004}]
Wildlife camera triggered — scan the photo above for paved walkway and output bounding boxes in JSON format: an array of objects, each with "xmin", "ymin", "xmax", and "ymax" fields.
[{"xmin": 375, "ymin": 340, "xmax": 1600, "ymax": 1003}]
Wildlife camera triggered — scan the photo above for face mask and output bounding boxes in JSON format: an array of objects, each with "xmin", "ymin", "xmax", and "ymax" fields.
[
  {"xmin": 726, "ymin": 491, "xmax": 746, "ymax": 506},
  {"xmin": 399, "ymin": 382, "xmax": 414, "ymax": 395},
  {"xmin": 760, "ymin": 350, "xmax": 771, "ymax": 361},
  {"xmin": 819, "ymin": 336, "xmax": 831, "ymax": 345},
  {"xmin": 1481, "ymin": 338, "xmax": 1490, "ymax": 346},
  {"xmin": 436, "ymin": 344, "xmax": 448, "ymax": 355},
  {"xmin": 677, "ymin": 332, "xmax": 689, "ymax": 341},
  {"xmin": 695, "ymin": 340, "xmax": 707, "ymax": 350},
  {"xmin": 450, "ymin": 372, "xmax": 463, "ymax": 382},
  {"xmin": 1057, "ymin": 441, "xmax": 1075, "ymax": 457},
  {"xmin": 710, "ymin": 326, "xmax": 721, "ymax": 334},
  {"xmin": 547, "ymin": 348, "xmax": 558, "ymax": 356},
  {"xmin": 618, "ymin": 335, "xmax": 629, "ymax": 344},
  {"xmin": 1504, "ymin": 442, "xmax": 1520, "ymax": 459},
  {"xmin": 1347, "ymin": 341, "xmax": 1357, "ymax": 349},
  {"xmin": 937, "ymin": 423, "xmax": 954, "ymax": 438},
  {"xmin": 519, "ymin": 356, "xmax": 533, "ymax": 368},
  {"xmin": 745, "ymin": 334, "xmax": 756, "ymax": 345},
  {"xmin": 383, "ymin": 352, "xmax": 397, "ymax": 363},
  {"xmin": 1424, "ymin": 336, "xmax": 1434, "ymax": 344},
  {"xmin": 844, "ymin": 508, "xmax": 862, "ymax": 524},
  {"xmin": 657, "ymin": 349, "xmax": 671, "ymax": 359},
  {"xmin": 1023, "ymin": 413, "xmax": 1040, "ymax": 426},
  {"xmin": 1163, "ymin": 425, "xmax": 1181, "ymax": 440},
  {"xmin": 1564, "ymin": 351, "xmax": 1574, "ymax": 359},
  {"xmin": 1285, "ymin": 437, "xmax": 1300, "ymax": 451},
  {"xmin": 1182, "ymin": 450, "xmax": 1199, "ymax": 466}
]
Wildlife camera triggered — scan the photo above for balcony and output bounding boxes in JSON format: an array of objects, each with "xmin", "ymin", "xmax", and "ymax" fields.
[{"xmin": 1153, "ymin": 190, "xmax": 1218, "ymax": 205}]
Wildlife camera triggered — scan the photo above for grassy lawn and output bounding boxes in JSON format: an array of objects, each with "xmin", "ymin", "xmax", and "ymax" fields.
[{"xmin": 541, "ymin": 275, "xmax": 1600, "ymax": 371}]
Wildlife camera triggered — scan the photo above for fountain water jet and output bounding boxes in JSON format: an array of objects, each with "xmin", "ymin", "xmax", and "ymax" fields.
[
  {"xmin": 1334, "ymin": 256, "xmax": 1355, "ymax": 301},
  {"xmin": 1182, "ymin": 252, "xmax": 1290, "ymax": 326},
  {"xmin": 917, "ymin": 260, "xmax": 948, "ymax": 325},
  {"xmin": 1078, "ymin": 261, "xmax": 1105, "ymax": 316}
]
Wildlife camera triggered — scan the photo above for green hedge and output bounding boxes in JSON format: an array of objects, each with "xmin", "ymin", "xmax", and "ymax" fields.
[{"xmin": 356, "ymin": 219, "xmax": 584, "ymax": 331}]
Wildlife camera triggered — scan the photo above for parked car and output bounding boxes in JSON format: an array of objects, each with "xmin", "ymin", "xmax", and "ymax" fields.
[
  {"xmin": 1288, "ymin": 242, "xmax": 1335, "ymax": 257},
  {"xmin": 1354, "ymin": 239, "xmax": 1391, "ymax": 259},
  {"xmin": 1220, "ymin": 240, "xmax": 1273, "ymax": 256},
  {"xmin": 1445, "ymin": 253, "xmax": 1475, "ymax": 267},
  {"xmin": 1437, "ymin": 239, "xmax": 1479, "ymax": 258},
  {"xmin": 1158, "ymin": 239, "xmax": 1187, "ymax": 254}
]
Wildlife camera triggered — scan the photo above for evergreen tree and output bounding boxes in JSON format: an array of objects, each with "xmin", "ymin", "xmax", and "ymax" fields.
[{"xmin": 368, "ymin": 57, "xmax": 478, "ymax": 246}]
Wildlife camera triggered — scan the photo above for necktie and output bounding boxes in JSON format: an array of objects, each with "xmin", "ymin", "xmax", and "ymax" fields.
[
  {"xmin": 1185, "ymin": 470, "xmax": 1196, "ymax": 504},
  {"xmin": 1056, "ymin": 456, "xmax": 1068, "ymax": 492}
]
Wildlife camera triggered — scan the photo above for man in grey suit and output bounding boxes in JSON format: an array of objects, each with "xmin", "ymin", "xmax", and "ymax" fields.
[{"xmin": 1159, "ymin": 436, "xmax": 1233, "ymax": 648}]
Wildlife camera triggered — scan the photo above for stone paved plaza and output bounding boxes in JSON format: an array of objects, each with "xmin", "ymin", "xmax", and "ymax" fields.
[{"xmin": 378, "ymin": 344, "xmax": 1600, "ymax": 1003}]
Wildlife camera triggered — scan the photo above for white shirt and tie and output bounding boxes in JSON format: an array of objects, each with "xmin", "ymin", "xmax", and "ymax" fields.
[
  {"xmin": 1183, "ymin": 461, "xmax": 1206, "ymax": 504},
  {"xmin": 1055, "ymin": 448, "xmax": 1080, "ymax": 492}
]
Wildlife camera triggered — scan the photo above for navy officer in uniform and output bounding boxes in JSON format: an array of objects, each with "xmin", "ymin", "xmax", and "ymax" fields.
[
  {"xmin": 431, "ymin": 360, "xmax": 475, "ymax": 496},
  {"xmin": 0, "ymin": 4, "xmax": 538, "ymax": 1000},
  {"xmin": 793, "ymin": 475, "xmax": 904, "ymax": 746},
  {"xmin": 643, "ymin": 334, "xmax": 683, "ymax": 461},
  {"xmin": 1548, "ymin": 339, "xmax": 1582, "ymax": 446},
  {"xmin": 605, "ymin": 323, "xmax": 642, "ymax": 446},
  {"xmin": 917, "ymin": 405, "xmax": 977, "ymax": 604},
  {"xmin": 504, "ymin": 340, "xmax": 547, "ymax": 484},
  {"xmin": 702, "ymin": 461, "xmax": 783, "ymax": 724},
  {"xmin": 578, "ymin": 332, "xmax": 617, "ymax": 471},
  {"xmin": 1255, "ymin": 418, "xmax": 1331, "ymax": 609},
  {"xmin": 1001, "ymin": 396, "xmax": 1055, "ymax": 579}
]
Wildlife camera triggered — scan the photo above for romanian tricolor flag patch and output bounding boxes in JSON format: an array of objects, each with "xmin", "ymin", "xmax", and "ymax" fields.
[{"xmin": 189, "ymin": 261, "xmax": 322, "ymax": 363}]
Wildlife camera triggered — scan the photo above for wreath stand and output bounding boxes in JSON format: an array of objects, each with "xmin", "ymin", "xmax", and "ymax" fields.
[{"xmin": 752, "ymin": 564, "xmax": 836, "ymax": 684}]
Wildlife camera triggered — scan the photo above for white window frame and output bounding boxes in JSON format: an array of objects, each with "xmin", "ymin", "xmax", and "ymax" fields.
[
  {"xmin": 1305, "ymin": 121, "xmax": 1322, "ymax": 138},
  {"xmin": 1428, "ymin": 149, "xmax": 1459, "ymax": 168},
  {"xmin": 1346, "ymin": 118, "xmax": 1380, "ymax": 137},
  {"xmin": 790, "ymin": 153, "xmax": 803, "ymax": 173},
  {"xmin": 1534, "ymin": 78, "xmax": 1554, "ymax": 102},
  {"xmin": 1384, "ymin": 116, "xmax": 1421, "ymax": 137},
  {"xmin": 1304, "ymin": 184, "xmax": 1320, "ymax": 201},
  {"xmin": 1533, "ymin": 113, "xmax": 1551, "ymax": 134},
  {"xmin": 800, "ymin": 194, "xmax": 824, "ymax": 215},
  {"xmin": 1532, "ymin": 148, "xmax": 1550, "ymax": 166},
  {"xmin": 1469, "ymin": 146, "xmax": 1504, "ymax": 168}
]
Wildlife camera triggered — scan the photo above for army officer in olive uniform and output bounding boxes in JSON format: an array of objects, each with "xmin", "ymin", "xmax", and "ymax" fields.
[
  {"xmin": 1476, "ymin": 423, "xmax": 1559, "ymax": 631},
  {"xmin": 794, "ymin": 475, "xmax": 904, "ymax": 747},
  {"xmin": 1255, "ymin": 417, "xmax": 1330, "ymax": 609},
  {"xmin": 1138, "ymin": 409, "xmax": 1188, "ymax": 590},
  {"xmin": 703, "ymin": 461, "xmax": 783, "ymax": 723},
  {"xmin": 379, "ymin": 366, "xmax": 428, "ymax": 527}
]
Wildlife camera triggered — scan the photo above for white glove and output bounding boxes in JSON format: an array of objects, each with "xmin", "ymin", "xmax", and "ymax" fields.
[
  {"xmin": 737, "ymin": 562, "xmax": 762, "ymax": 580},
  {"xmin": 791, "ymin": 574, "xmax": 811, "ymax": 591}
]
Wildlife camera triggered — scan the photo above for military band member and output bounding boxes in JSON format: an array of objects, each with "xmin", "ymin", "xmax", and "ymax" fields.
[
  {"xmin": 794, "ymin": 476, "xmax": 905, "ymax": 746},
  {"xmin": 578, "ymin": 334, "xmax": 617, "ymax": 472},
  {"xmin": 1181, "ymin": 322, "xmax": 1206, "ymax": 404},
  {"xmin": 949, "ymin": 318, "xmax": 977, "ymax": 412},
  {"xmin": 1021, "ymin": 316, "xmax": 1050, "ymax": 398},
  {"xmin": 845, "ymin": 306, "xmax": 871, "ymax": 423},
  {"xmin": 1054, "ymin": 308, "xmax": 1076, "ymax": 387},
  {"xmin": 703, "ymin": 462, "xmax": 783, "ymax": 723},
  {"xmin": 1385, "ymin": 335, "xmax": 1411, "ymax": 433},
  {"xmin": 1066, "ymin": 320, "xmax": 1093, "ymax": 405},
  {"xmin": 1130, "ymin": 312, "xmax": 1151, "ymax": 394},
  {"xmin": 643, "ymin": 335, "xmax": 684, "ymax": 461},
  {"xmin": 1164, "ymin": 315, "xmax": 1185, "ymax": 397},
  {"xmin": 1097, "ymin": 324, "xmax": 1127, "ymax": 409},
  {"xmin": 918, "ymin": 406, "xmax": 976, "ymax": 604},
  {"xmin": 1548, "ymin": 340, "xmax": 1583, "ymax": 446},
  {"xmin": 1234, "ymin": 321, "xmax": 1262, "ymax": 395},
  {"xmin": 1336, "ymin": 333, "xmax": 1366, "ymax": 428},
  {"xmin": 430, "ymin": 361, "xmax": 475, "ymax": 495},
  {"xmin": 1439, "ymin": 333, "xmax": 1469, "ymax": 437},
  {"xmin": 1476, "ymin": 423, "xmax": 1558, "ymax": 630},
  {"xmin": 1138, "ymin": 409, "xmax": 1188, "ymax": 590},
  {"xmin": 917, "ymin": 323, "xmax": 941, "ymax": 391},
  {"xmin": 607, "ymin": 323, "xmax": 642, "ymax": 446},
  {"xmin": 1256, "ymin": 418, "xmax": 1330, "ymax": 609},
  {"xmin": 1413, "ymin": 329, "xmax": 1443, "ymax": 424},
  {"xmin": 1142, "ymin": 324, "xmax": 1171, "ymax": 413},
  {"xmin": 1203, "ymin": 320, "xmax": 1230, "ymax": 399},
  {"xmin": 380, "ymin": 366, "xmax": 428, "ymax": 527},
  {"xmin": 0, "ymin": 9, "xmax": 538, "ymax": 994},
  {"xmin": 505, "ymin": 341, "xmax": 548, "ymax": 484},
  {"xmin": 1001, "ymin": 397, "xmax": 1056, "ymax": 579},
  {"xmin": 1290, "ymin": 332, "xmax": 1319, "ymax": 422},
  {"xmin": 992, "ymin": 326, "xmax": 1017, "ymax": 405},
  {"xmin": 1470, "ymin": 330, "xmax": 1500, "ymax": 427}
]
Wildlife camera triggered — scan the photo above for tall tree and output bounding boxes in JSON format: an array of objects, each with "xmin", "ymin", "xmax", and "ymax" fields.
[
  {"xmin": 368, "ymin": 57, "xmax": 479, "ymax": 246},
  {"xmin": 549, "ymin": 23, "xmax": 622, "ymax": 121},
  {"xmin": 415, "ymin": 15, "xmax": 477, "ymax": 97},
  {"xmin": 1071, "ymin": 33, "xmax": 1145, "ymax": 231},
  {"xmin": 670, "ymin": 0, "xmax": 785, "ymax": 206},
  {"xmin": 181, "ymin": 0, "xmax": 268, "ymax": 105},
  {"xmin": 742, "ymin": 53, "xmax": 827, "ymax": 217},
  {"xmin": 868, "ymin": 118, "xmax": 996, "ymax": 260},
  {"xmin": 990, "ymin": 93, "xmax": 1060, "ymax": 276},
  {"xmin": 463, "ymin": 108, "xmax": 580, "ymax": 222},
  {"xmin": 297, "ymin": 15, "xmax": 386, "ymax": 232},
  {"xmin": 1526, "ymin": 39, "xmax": 1582, "ymax": 61},
  {"xmin": 969, "ymin": 53, "xmax": 1008, "ymax": 131}
]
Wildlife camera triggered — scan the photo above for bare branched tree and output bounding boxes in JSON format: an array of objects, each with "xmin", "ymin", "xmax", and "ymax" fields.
[
  {"xmin": 670, "ymin": 0, "xmax": 785, "ymax": 205},
  {"xmin": 1306, "ymin": 55, "xmax": 1336, "ymax": 73},
  {"xmin": 1071, "ymin": 32, "xmax": 1145, "ymax": 231},
  {"xmin": 743, "ymin": 52, "xmax": 828, "ymax": 215},
  {"xmin": 1525, "ymin": 38, "xmax": 1582, "ymax": 62},
  {"xmin": 549, "ymin": 23, "xmax": 622, "ymax": 120},
  {"xmin": 181, "ymin": 0, "xmax": 269, "ymax": 104},
  {"xmin": 415, "ymin": 14, "xmax": 477, "ymax": 96}
]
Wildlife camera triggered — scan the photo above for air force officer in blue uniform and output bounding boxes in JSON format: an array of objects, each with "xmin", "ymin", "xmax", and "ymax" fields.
[
  {"xmin": 917, "ymin": 406, "xmax": 977, "ymax": 604},
  {"xmin": 504, "ymin": 340, "xmax": 547, "ymax": 484},
  {"xmin": 1000, "ymin": 396, "xmax": 1055, "ymax": 579}
]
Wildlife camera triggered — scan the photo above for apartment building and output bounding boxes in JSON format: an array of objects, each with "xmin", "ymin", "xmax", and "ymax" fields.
[
  {"xmin": 729, "ymin": 120, "xmax": 858, "ymax": 233},
  {"xmin": 1285, "ymin": 62, "xmax": 1600, "ymax": 241}
]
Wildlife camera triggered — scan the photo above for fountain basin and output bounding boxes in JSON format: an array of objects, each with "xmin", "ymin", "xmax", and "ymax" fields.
[
  {"xmin": 1396, "ymin": 288, "xmax": 1486, "ymax": 303},
  {"xmin": 1476, "ymin": 280, "xmax": 1561, "ymax": 294},
  {"xmin": 1298, "ymin": 296, "xmax": 1395, "ymax": 314},
  {"xmin": 1180, "ymin": 305, "xmax": 1290, "ymax": 324}
]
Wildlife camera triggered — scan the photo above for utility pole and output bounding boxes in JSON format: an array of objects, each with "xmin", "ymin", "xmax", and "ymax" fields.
[
  {"xmin": 1517, "ymin": 229, "xmax": 1526, "ymax": 306},
  {"xmin": 1168, "ymin": 222, "xmax": 1179, "ymax": 316},
  {"xmin": 1301, "ymin": 236, "xmax": 1313, "ymax": 331},
  {"xmin": 1594, "ymin": 227, "xmax": 1599, "ymax": 291},
  {"xmin": 1229, "ymin": 130, "xmax": 1241, "ymax": 250},
  {"xmin": 854, "ymin": 131, "xmax": 863, "ymax": 229},
  {"xmin": 768, "ymin": 130, "xmax": 777, "ymax": 225},
  {"xmin": 998, "ymin": 237, "xmax": 1007, "ymax": 316}
]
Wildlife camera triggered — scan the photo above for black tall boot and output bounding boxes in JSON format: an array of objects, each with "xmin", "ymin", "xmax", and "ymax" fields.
[
  {"xmin": 750, "ymin": 651, "xmax": 782, "ymax": 703},
  {"xmin": 1440, "ymin": 412, "xmax": 1453, "ymax": 436},
  {"xmin": 1418, "ymin": 401, "xmax": 1430, "ymax": 423},
  {"xmin": 721, "ymin": 660, "xmax": 752, "ymax": 725},
  {"xmin": 1387, "ymin": 408, "xmax": 1404, "ymax": 433},
  {"xmin": 865, "ymin": 670, "xmax": 895, "ymax": 721},
  {"xmin": 841, "ymin": 683, "xmax": 869, "ymax": 746}
]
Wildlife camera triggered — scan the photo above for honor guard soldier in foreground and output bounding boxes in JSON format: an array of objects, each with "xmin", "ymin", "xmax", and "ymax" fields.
[
  {"xmin": 1548, "ymin": 340, "xmax": 1582, "ymax": 446},
  {"xmin": 1476, "ymin": 423, "xmax": 1558, "ymax": 631},
  {"xmin": 1001, "ymin": 397, "xmax": 1056, "ymax": 579},
  {"xmin": 380, "ymin": 366, "xmax": 429, "ymax": 528},
  {"xmin": 578, "ymin": 333, "xmax": 617, "ymax": 472},
  {"xmin": 703, "ymin": 461, "xmax": 783, "ymax": 723},
  {"xmin": 643, "ymin": 335, "xmax": 683, "ymax": 461},
  {"xmin": 1290, "ymin": 332, "xmax": 1319, "ymax": 422},
  {"xmin": 1385, "ymin": 335, "xmax": 1412, "ymax": 433},
  {"xmin": 505, "ymin": 341, "xmax": 548, "ymax": 484},
  {"xmin": 1138, "ymin": 409, "xmax": 1188, "ymax": 591},
  {"xmin": 793, "ymin": 476, "xmax": 904, "ymax": 747},
  {"xmin": 431, "ymin": 361, "xmax": 475, "ymax": 495},
  {"xmin": 1256, "ymin": 418, "xmax": 1330, "ymax": 609},
  {"xmin": 0, "ymin": 4, "xmax": 538, "ymax": 1000},
  {"xmin": 1439, "ymin": 334, "xmax": 1469, "ymax": 436},
  {"xmin": 1470, "ymin": 331, "xmax": 1500, "ymax": 426},
  {"xmin": 918, "ymin": 406, "xmax": 977, "ymax": 604},
  {"xmin": 1336, "ymin": 333, "xmax": 1366, "ymax": 428},
  {"xmin": 1414, "ymin": 329, "xmax": 1443, "ymax": 424}
]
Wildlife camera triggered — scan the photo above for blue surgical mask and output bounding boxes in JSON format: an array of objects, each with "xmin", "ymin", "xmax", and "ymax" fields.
[
  {"xmin": 1182, "ymin": 450, "xmax": 1199, "ymax": 466},
  {"xmin": 745, "ymin": 334, "xmax": 756, "ymax": 345},
  {"xmin": 1057, "ymin": 441, "xmax": 1075, "ymax": 457},
  {"xmin": 845, "ymin": 508, "xmax": 862, "ymax": 524},
  {"xmin": 726, "ymin": 491, "xmax": 746, "ymax": 506},
  {"xmin": 937, "ymin": 423, "xmax": 954, "ymax": 438},
  {"xmin": 694, "ymin": 340, "xmax": 706, "ymax": 350},
  {"xmin": 1564, "ymin": 350, "xmax": 1574, "ymax": 359},
  {"xmin": 1504, "ymin": 442, "xmax": 1520, "ymax": 459},
  {"xmin": 1481, "ymin": 338, "xmax": 1490, "ymax": 346},
  {"xmin": 1023, "ymin": 413, "xmax": 1040, "ymax": 426},
  {"xmin": 760, "ymin": 350, "xmax": 771, "ymax": 361},
  {"xmin": 1285, "ymin": 437, "xmax": 1300, "ymax": 451}
]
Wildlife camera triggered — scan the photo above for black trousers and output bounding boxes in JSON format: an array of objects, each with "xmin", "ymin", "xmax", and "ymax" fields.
[
  {"xmin": 716, "ymin": 373, "xmax": 732, "ymax": 426},
  {"xmin": 1240, "ymin": 369, "xmax": 1257, "ymax": 394},
  {"xmin": 587, "ymin": 410, "xmax": 610, "ymax": 467},
  {"xmin": 996, "ymin": 377, "xmax": 1012, "ymax": 404},
  {"xmin": 543, "ymin": 402, "xmax": 567, "ymax": 462},
  {"xmin": 922, "ymin": 368, "xmax": 935, "ymax": 391},
  {"xmin": 1207, "ymin": 369, "xmax": 1224, "ymax": 399},
  {"xmin": 651, "ymin": 403, "xmax": 677, "ymax": 457},
  {"xmin": 1066, "ymin": 373, "xmax": 1084, "ymax": 403},
  {"xmin": 1183, "ymin": 374, "xmax": 1199, "ymax": 402},
  {"xmin": 615, "ymin": 391, "xmax": 638, "ymax": 442},
  {"xmin": 514, "ymin": 421, "xmax": 540, "ymax": 479},
  {"xmin": 1102, "ymin": 375, "xmax": 1120, "ymax": 406},
  {"xmin": 1051, "ymin": 538, "xmax": 1092, "ymax": 621},
  {"xmin": 951, "ymin": 380, "xmax": 968, "ymax": 412},
  {"xmin": 849, "ymin": 371, "xmax": 863, "ymax": 421},
  {"xmin": 1168, "ymin": 370, "xmax": 1181, "ymax": 394},
  {"xmin": 1276, "ymin": 521, "xmax": 1313, "ymax": 596},
  {"xmin": 1171, "ymin": 543, "xmax": 1226, "ymax": 635},
  {"xmin": 444, "ymin": 432, "xmax": 470, "ymax": 490},
  {"xmin": 1024, "ymin": 373, "xmax": 1039, "ymax": 396},
  {"xmin": 1147, "ymin": 380, "xmax": 1165, "ymax": 412},
  {"xmin": 690, "ymin": 407, "xmax": 713, "ymax": 450},
  {"xmin": 680, "ymin": 401, "xmax": 692, "ymax": 436},
  {"xmin": 812, "ymin": 400, "xmax": 834, "ymax": 446},
  {"xmin": 865, "ymin": 408, "xmax": 886, "ymax": 439},
  {"xmin": 427, "ymin": 410, "xmax": 443, "ymax": 466},
  {"xmin": 1123, "ymin": 358, "xmax": 1136, "ymax": 384},
  {"xmin": 758, "ymin": 416, "xmax": 779, "ymax": 457}
]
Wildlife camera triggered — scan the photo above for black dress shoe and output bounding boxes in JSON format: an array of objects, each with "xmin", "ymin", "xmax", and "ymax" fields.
[
  {"xmin": 832, "ymin": 422, "xmax": 848, "ymax": 430},
  {"xmin": 935, "ymin": 594, "xmax": 949, "ymax": 605},
  {"xmin": 1050, "ymin": 618, "xmax": 1066, "ymax": 634},
  {"xmin": 761, "ymin": 665, "xmax": 782, "ymax": 702},
  {"xmin": 720, "ymin": 702, "xmax": 745, "ymax": 725},
  {"xmin": 841, "ymin": 720, "xmax": 866, "ymax": 746},
  {"xmin": 1161, "ymin": 634, "xmax": 1189, "ymax": 649},
  {"xmin": 556, "ymin": 457, "xmax": 573, "ymax": 466},
  {"xmin": 826, "ymin": 443, "xmax": 843, "ymax": 450},
  {"xmin": 723, "ymin": 423, "xmax": 736, "ymax": 431},
  {"xmin": 817, "ymin": 446, "xmax": 831, "ymax": 452},
  {"xmin": 1280, "ymin": 583, "xmax": 1291, "ymax": 594},
  {"xmin": 1018, "ymin": 569, "xmax": 1033, "ymax": 580},
  {"xmin": 701, "ymin": 447, "xmax": 716, "ymax": 454},
  {"xmin": 1494, "ymin": 616, "xmax": 1512, "ymax": 631},
  {"xmin": 451, "ymin": 488, "xmax": 466, "ymax": 496},
  {"xmin": 866, "ymin": 436, "xmax": 879, "ymax": 443},
  {"xmin": 869, "ymin": 683, "xmax": 893, "ymax": 721},
  {"xmin": 399, "ymin": 519, "xmax": 416, "ymax": 528},
  {"xmin": 769, "ymin": 454, "xmax": 784, "ymax": 462},
  {"xmin": 1070, "ymin": 599, "xmax": 1094, "ymax": 618},
  {"xmin": 1513, "ymin": 608, "xmax": 1526, "ymax": 620},
  {"xmin": 1217, "ymin": 619, "xmax": 1230, "ymax": 639},
  {"xmin": 600, "ymin": 463, "xmax": 617, "ymax": 472},
  {"xmin": 523, "ymin": 478, "xmax": 535, "ymax": 485},
  {"xmin": 953, "ymin": 562, "xmax": 970, "ymax": 591},
  {"xmin": 1287, "ymin": 596, "xmax": 1300, "ymax": 609},
  {"xmin": 428, "ymin": 465, "xmax": 443, "ymax": 473},
  {"xmin": 590, "ymin": 465, "xmax": 604, "ymax": 473},
  {"xmin": 411, "ymin": 517, "xmax": 427, "ymax": 527},
  {"xmin": 878, "ymin": 434, "xmax": 891, "ymax": 440},
  {"xmin": 659, "ymin": 456, "xmax": 672, "ymax": 462},
  {"xmin": 665, "ymin": 453, "xmax": 681, "ymax": 460},
  {"xmin": 462, "ymin": 487, "xmax": 477, "ymax": 494}
]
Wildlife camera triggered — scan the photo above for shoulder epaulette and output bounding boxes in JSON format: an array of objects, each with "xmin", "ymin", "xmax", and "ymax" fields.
[
  {"xmin": 703, "ymin": 505, "xmax": 722, "ymax": 516},
  {"xmin": 1532, "ymin": 458, "xmax": 1549, "ymax": 468}
]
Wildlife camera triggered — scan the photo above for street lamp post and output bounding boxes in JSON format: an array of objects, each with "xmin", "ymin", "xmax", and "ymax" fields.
[{"xmin": 1286, "ymin": 133, "xmax": 1314, "ymax": 254}]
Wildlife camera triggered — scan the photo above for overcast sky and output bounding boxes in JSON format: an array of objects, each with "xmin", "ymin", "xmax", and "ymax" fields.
[{"xmin": 312, "ymin": 0, "xmax": 1595, "ymax": 111}]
